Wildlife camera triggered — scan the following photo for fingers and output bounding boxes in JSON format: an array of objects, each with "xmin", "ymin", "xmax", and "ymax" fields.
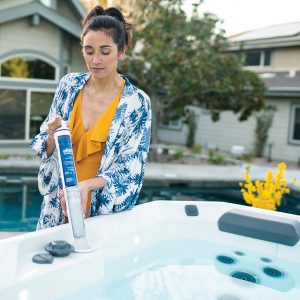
[
  {"xmin": 45, "ymin": 116, "xmax": 63, "ymax": 136},
  {"xmin": 60, "ymin": 185, "xmax": 89, "ymax": 221},
  {"xmin": 78, "ymin": 181, "xmax": 90, "ymax": 218},
  {"xmin": 60, "ymin": 190, "xmax": 68, "ymax": 219}
]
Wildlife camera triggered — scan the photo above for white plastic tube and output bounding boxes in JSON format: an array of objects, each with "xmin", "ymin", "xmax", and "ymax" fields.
[{"xmin": 54, "ymin": 121, "xmax": 93, "ymax": 253}]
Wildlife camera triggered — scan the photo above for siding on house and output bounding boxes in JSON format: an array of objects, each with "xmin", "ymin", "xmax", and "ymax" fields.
[
  {"xmin": 0, "ymin": 18, "xmax": 60, "ymax": 61},
  {"xmin": 70, "ymin": 39, "xmax": 84, "ymax": 72},
  {"xmin": 0, "ymin": 0, "xmax": 86, "ymax": 75},
  {"xmin": 61, "ymin": 33, "xmax": 84, "ymax": 73},
  {"xmin": 0, "ymin": 0, "xmax": 86, "ymax": 150},
  {"xmin": 195, "ymin": 110, "xmax": 257, "ymax": 153},
  {"xmin": 268, "ymin": 99, "xmax": 300, "ymax": 162},
  {"xmin": 272, "ymin": 48, "xmax": 300, "ymax": 69},
  {"xmin": 159, "ymin": 97, "xmax": 300, "ymax": 162},
  {"xmin": 158, "ymin": 127, "xmax": 188, "ymax": 145},
  {"xmin": 57, "ymin": 1, "xmax": 80, "ymax": 24}
]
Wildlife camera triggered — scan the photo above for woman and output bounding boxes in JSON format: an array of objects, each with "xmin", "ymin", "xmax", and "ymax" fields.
[{"xmin": 31, "ymin": 6, "xmax": 151, "ymax": 229}]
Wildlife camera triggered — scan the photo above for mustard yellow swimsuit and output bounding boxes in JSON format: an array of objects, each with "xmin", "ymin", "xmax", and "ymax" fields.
[{"xmin": 69, "ymin": 82, "xmax": 124, "ymax": 214}]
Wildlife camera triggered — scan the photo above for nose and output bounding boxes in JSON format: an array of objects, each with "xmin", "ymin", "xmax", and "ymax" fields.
[{"xmin": 92, "ymin": 53, "xmax": 102, "ymax": 64}]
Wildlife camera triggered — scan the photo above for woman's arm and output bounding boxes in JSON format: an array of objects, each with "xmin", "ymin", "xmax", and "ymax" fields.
[
  {"xmin": 44, "ymin": 116, "xmax": 64, "ymax": 157},
  {"xmin": 61, "ymin": 177, "xmax": 107, "ymax": 219},
  {"xmin": 30, "ymin": 75, "xmax": 68, "ymax": 196},
  {"xmin": 31, "ymin": 79, "xmax": 65, "ymax": 161},
  {"xmin": 91, "ymin": 90, "xmax": 152, "ymax": 215}
]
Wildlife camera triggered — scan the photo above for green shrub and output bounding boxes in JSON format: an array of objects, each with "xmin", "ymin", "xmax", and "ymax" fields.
[
  {"xmin": 242, "ymin": 153, "xmax": 253, "ymax": 162},
  {"xmin": 191, "ymin": 144, "xmax": 202, "ymax": 154},
  {"xmin": 173, "ymin": 149, "xmax": 184, "ymax": 160},
  {"xmin": 208, "ymin": 155, "xmax": 225, "ymax": 165}
]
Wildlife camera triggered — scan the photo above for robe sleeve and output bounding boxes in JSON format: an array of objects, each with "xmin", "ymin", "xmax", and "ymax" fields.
[
  {"xmin": 91, "ymin": 91, "xmax": 151, "ymax": 215},
  {"xmin": 30, "ymin": 75, "xmax": 69, "ymax": 196}
]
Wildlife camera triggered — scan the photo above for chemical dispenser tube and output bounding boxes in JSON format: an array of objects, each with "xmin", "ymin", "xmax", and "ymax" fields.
[{"xmin": 54, "ymin": 121, "xmax": 93, "ymax": 253}]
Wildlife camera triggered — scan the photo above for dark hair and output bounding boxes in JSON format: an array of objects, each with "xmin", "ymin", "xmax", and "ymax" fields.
[{"xmin": 81, "ymin": 6, "xmax": 133, "ymax": 52}]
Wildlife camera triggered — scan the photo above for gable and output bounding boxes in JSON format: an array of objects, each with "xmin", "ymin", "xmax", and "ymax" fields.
[{"xmin": 0, "ymin": 1, "xmax": 83, "ymax": 39}]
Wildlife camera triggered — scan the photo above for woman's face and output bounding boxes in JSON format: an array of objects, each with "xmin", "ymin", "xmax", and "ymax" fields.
[{"xmin": 82, "ymin": 30, "xmax": 124, "ymax": 79}]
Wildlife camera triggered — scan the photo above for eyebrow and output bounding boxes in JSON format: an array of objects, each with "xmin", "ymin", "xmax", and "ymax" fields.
[{"xmin": 84, "ymin": 45, "xmax": 112, "ymax": 49}]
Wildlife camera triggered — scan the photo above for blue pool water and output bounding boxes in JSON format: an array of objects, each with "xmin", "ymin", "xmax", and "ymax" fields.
[
  {"xmin": 58, "ymin": 239, "xmax": 299, "ymax": 300},
  {"xmin": 1, "ymin": 181, "xmax": 300, "ymax": 231}
]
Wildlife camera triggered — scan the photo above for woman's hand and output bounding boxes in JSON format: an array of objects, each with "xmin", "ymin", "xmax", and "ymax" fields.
[
  {"xmin": 45, "ymin": 117, "xmax": 70, "ymax": 157},
  {"xmin": 78, "ymin": 181, "xmax": 91, "ymax": 218},
  {"xmin": 45, "ymin": 116, "xmax": 63, "ymax": 137},
  {"xmin": 59, "ymin": 177, "xmax": 106, "ymax": 222},
  {"xmin": 45, "ymin": 116, "xmax": 63, "ymax": 157},
  {"xmin": 60, "ymin": 189, "xmax": 69, "ymax": 222},
  {"xmin": 59, "ymin": 181, "xmax": 91, "ymax": 222}
]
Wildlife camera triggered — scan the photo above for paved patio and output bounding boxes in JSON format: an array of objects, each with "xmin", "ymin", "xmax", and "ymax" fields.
[
  {"xmin": 145, "ymin": 162, "xmax": 300, "ymax": 191},
  {"xmin": 1, "ymin": 159, "xmax": 300, "ymax": 186}
]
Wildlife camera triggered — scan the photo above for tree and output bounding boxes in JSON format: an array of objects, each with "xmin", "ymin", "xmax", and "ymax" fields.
[
  {"xmin": 254, "ymin": 105, "xmax": 276, "ymax": 157},
  {"xmin": 2, "ymin": 57, "xmax": 29, "ymax": 78},
  {"xmin": 120, "ymin": 0, "xmax": 265, "ymax": 144}
]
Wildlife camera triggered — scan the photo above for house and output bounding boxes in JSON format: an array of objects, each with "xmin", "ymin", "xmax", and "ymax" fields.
[
  {"xmin": 158, "ymin": 22, "xmax": 300, "ymax": 163},
  {"xmin": 0, "ymin": 0, "xmax": 86, "ymax": 154}
]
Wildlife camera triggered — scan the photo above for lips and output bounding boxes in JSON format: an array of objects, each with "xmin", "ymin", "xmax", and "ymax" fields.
[{"xmin": 91, "ymin": 67, "xmax": 105, "ymax": 71}]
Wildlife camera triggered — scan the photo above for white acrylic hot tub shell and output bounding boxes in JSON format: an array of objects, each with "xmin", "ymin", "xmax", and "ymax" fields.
[{"xmin": 0, "ymin": 201, "xmax": 300, "ymax": 300}]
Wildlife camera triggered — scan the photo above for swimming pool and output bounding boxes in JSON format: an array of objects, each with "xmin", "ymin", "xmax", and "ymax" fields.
[
  {"xmin": 0, "ymin": 201, "xmax": 299, "ymax": 299},
  {"xmin": 1, "ymin": 179, "xmax": 300, "ymax": 231}
]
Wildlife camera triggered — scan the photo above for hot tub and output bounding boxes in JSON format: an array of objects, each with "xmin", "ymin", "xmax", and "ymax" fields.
[{"xmin": 0, "ymin": 201, "xmax": 300, "ymax": 300}]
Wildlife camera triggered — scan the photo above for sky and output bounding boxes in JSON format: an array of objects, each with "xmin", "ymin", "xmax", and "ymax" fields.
[{"xmin": 184, "ymin": 0, "xmax": 300, "ymax": 36}]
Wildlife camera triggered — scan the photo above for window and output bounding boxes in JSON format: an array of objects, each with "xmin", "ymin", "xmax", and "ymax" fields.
[
  {"xmin": 30, "ymin": 92, "xmax": 54, "ymax": 138},
  {"xmin": 264, "ymin": 50, "xmax": 271, "ymax": 66},
  {"xmin": 243, "ymin": 49, "xmax": 272, "ymax": 67},
  {"xmin": 0, "ymin": 54, "xmax": 56, "ymax": 142},
  {"xmin": 0, "ymin": 56, "xmax": 56, "ymax": 80},
  {"xmin": 245, "ymin": 50, "xmax": 261, "ymax": 66},
  {"xmin": 0, "ymin": 89, "xmax": 26, "ymax": 139},
  {"xmin": 161, "ymin": 118, "xmax": 182, "ymax": 130},
  {"xmin": 0, "ymin": 89, "xmax": 54, "ymax": 141},
  {"xmin": 289, "ymin": 104, "xmax": 300, "ymax": 144},
  {"xmin": 160, "ymin": 107, "xmax": 182, "ymax": 130}
]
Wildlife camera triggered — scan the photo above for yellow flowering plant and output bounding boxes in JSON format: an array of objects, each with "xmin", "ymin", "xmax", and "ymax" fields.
[{"xmin": 240, "ymin": 162, "xmax": 290, "ymax": 211}]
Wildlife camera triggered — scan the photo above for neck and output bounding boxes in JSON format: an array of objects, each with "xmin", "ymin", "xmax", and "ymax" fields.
[{"xmin": 88, "ymin": 72, "xmax": 121, "ymax": 93}]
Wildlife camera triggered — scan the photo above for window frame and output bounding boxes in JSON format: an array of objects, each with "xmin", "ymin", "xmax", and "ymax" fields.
[
  {"xmin": 159, "ymin": 116, "xmax": 183, "ymax": 131},
  {"xmin": 243, "ymin": 49, "xmax": 272, "ymax": 68},
  {"xmin": 288, "ymin": 103, "xmax": 300, "ymax": 145},
  {"xmin": 28, "ymin": 88, "xmax": 55, "ymax": 140},
  {"xmin": 0, "ymin": 53, "xmax": 59, "ymax": 83},
  {"xmin": 0, "ymin": 85, "xmax": 55, "ymax": 143}
]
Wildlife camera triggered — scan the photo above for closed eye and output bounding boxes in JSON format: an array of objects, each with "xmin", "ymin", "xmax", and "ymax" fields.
[
  {"xmin": 101, "ymin": 50, "xmax": 111, "ymax": 55},
  {"xmin": 83, "ymin": 46, "xmax": 93, "ymax": 55}
]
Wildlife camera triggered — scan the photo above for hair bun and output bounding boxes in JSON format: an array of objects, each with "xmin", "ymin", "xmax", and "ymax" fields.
[
  {"xmin": 81, "ymin": 5, "xmax": 105, "ymax": 28},
  {"xmin": 105, "ymin": 7, "xmax": 133, "ymax": 46},
  {"xmin": 81, "ymin": 5, "xmax": 133, "ymax": 49},
  {"xmin": 105, "ymin": 7, "xmax": 126, "ymax": 25},
  {"xmin": 94, "ymin": 6, "xmax": 105, "ymax": 16}
]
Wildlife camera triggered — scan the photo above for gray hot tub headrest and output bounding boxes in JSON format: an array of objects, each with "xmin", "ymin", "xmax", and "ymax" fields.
[{"xmin": 218, "ymin": 208, "xmax": 300, "ymax": 246}]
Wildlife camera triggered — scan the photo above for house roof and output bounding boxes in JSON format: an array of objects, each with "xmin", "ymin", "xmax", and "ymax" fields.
[
  {"xmin": 69, "ymin": 0, "xmax": 86, "ymax": 19},
  {"xmin": 228, "ymin": 21, "xmax": 300, "ymax": 50},
  {"xmin": 0, "ymin": 1, "xmax": 85, "ymax": 39},
  {"xmin": 259, "ymin": 71, "xmax": 300, "ymax": 97},
  {"xmin": 229, "ymin": 22, "xmax": 300, "ymax": 42}
]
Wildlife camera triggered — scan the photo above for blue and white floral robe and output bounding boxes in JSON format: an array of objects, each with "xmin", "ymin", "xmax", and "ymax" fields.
[{"xmin": 31, "ymin": 72, "xmax": 151, "ymax": 229}]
